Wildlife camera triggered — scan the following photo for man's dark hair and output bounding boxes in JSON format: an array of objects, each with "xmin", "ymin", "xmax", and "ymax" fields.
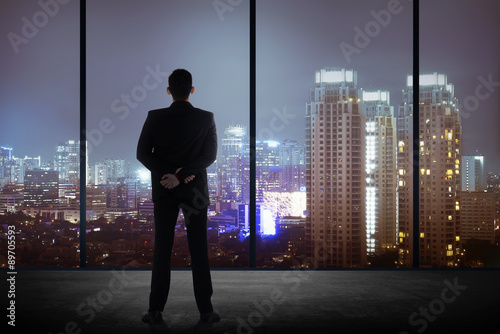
[{"xmin": 168, "ymin": 69, "xmax": 192, "ymax": 101}]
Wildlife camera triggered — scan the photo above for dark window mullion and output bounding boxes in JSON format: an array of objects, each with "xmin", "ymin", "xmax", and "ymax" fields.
[
  {"xmin": 412, "ymin": 0, "xmax": 420, "ymax": 268},
  {"xmin": 79, "ymin": 0, "xmax": 86, "ymax": 268},
  {"xmin": 249, "ymin": 0, "xmax": 256, "ymax": 268}
]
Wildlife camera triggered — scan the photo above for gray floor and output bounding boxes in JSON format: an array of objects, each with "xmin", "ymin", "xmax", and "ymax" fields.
[{"xmin": 4, "ymin": 269, "xmax": 500, "ymax": 333}]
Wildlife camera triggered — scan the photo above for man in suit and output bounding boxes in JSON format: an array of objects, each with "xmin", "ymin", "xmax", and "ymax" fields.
[{"xmin": 137, "ymin": 69, "xmax": 219, "ymax": 327}]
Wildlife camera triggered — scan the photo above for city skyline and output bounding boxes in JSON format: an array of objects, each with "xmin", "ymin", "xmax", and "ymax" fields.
[{"xmin": 1, "ymin": 103, "xmax": 499, "ymax": 268}]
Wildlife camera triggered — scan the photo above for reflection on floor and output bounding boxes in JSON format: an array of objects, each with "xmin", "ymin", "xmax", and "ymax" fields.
[{"xmin": 8, "ymin": 269, "xmax": 500, "ymax": 334}]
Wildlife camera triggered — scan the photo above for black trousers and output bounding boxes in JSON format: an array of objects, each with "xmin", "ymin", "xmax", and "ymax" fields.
[{"xmin": 149, "ymin": 196, "xmax": 213, "ymax": 314}]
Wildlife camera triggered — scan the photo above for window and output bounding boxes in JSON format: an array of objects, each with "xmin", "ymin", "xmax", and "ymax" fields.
[
  {"xmin": 420, "ymin": 0, "xmax": 500, "ymax": 268},
  {"xmin": 86, "ymin": 0, "xmax": 249, "ymax": 268},
  {"xmin": 0, "ymin": 0, "xmax": 80, "ymax": 267}
]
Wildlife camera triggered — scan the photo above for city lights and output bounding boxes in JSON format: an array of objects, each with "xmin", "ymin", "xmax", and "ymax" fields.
[
  {"xmin": 137, "ymin": 168, "xmax": 150, "ymax": 183},
  {"xmin": 1, "ymin": 67, "xmax": 499, "ymax": 269}
]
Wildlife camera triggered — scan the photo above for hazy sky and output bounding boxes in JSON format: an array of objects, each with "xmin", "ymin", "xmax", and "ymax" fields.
[{"xmin": 1, "ymin": 0, "xmax": 499, "ymax": 173}]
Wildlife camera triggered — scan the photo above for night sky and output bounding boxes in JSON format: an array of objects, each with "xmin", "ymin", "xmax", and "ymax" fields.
[{"xmin": 1, "ymin": 0, "xmax": 499, "ymax": 173}]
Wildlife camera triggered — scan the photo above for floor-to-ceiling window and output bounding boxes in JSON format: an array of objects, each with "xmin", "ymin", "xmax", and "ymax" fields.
[
  {"xmin": 86, "ymin": 0, "xmax": 249, "ymax": 268},
  {"xmin": 256, "ymin": 0, "xmax": 412, "ymax": 268},
  {"xmin": 419, "ymin": 0, "xmax": 500, "ymax": 268},
  {"xmin": 0, "ymin": 0, "xmax": 80, "ymax": 268}
]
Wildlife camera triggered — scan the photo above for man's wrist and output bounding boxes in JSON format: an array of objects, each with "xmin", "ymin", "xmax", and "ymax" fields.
[{"xmin": 174, "ymin": 173, "xmax": 181, "ymax": 183}]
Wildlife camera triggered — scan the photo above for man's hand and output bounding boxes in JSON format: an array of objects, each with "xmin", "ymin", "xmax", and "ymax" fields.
[
  {"xmin": 183, "ymin": 175, "xmax": 195, "ymax": 183},
  {"xmin": 160, "ymin": 174, "xmax": 180, "ymax": 189},
  {"xmin": 175, "ymin": 167, "xmax": 196, "ymax": 184}
]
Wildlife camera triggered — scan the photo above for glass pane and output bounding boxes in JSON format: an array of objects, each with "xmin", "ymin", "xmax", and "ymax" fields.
[
  {"xmin": 0, "ymin": 0, "xmax": 80, "ymax": 267},
  {"xmin": 420, "ymin": 0, "xmax": 500, "ymax": 267},
  {"xmin": 86, "ymin": 0, "xmax": 249, "ymax": 267},
  {"xmin": 257, "ymin": 0, "xmax": 412, "ymax": 268}
]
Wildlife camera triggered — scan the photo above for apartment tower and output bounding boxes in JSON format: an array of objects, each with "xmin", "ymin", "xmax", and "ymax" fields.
[
  {"xmin": 305, "ymin": 68, "xmax": 366, "ymax": 268},
  {"xmin": 361, "ymin": 90, "xmax": 397, "ymax": 257},
  {"xmin": 397, "ymin": 73, "xmax": 462, "ymax": 267}
]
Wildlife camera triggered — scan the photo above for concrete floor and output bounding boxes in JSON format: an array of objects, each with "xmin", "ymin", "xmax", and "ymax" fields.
[{"xmin": 4, "ymin": 269, "xmax": 500, "ymax": 334}]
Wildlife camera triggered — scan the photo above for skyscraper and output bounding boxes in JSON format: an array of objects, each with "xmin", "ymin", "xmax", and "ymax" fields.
[
  {"xmin": 107, "ymin": 177, "xmax": 138, "ymax": 209},
  {"xmin": 279, "ymin": 139, "xmax": 305, "ymax": 192},
  {"xmin": 256, "ymin": 140, "xmax": 281, "ymax": 202},
  {"xmin": 207, "ymin": 161, "xmax": 217, "ymax": 204},
  {"xmin": 55, "ymin": 140, "xmax": 80, "ymax": 185},
  {"xmin": 305, "ymin": 68, "xmax": 366, "ymax": 268},
  {"xmin": 361, "ymin": 90, "xmax": 397, "ymax": 256},
  {"xmin": 0, "ymin": 146, "xmax": 13, "ymax": 187},
  {"xmin": 217, "ymin": 125, "xmax": 249, "ymax": 204},
  {"xmin": 397, "ymin": 73, "xmax": 462, "ymax": 267},
  {"xmin": 91, "ymin": 158, "xmax": 126, "ymax": 185},
  {"xmin": 18, "ymin": 156, "xmax": 41, "ymax": 184},
  {"xmin": 462, "ymin": 155, "xmax": 486, "ymax": 192}
]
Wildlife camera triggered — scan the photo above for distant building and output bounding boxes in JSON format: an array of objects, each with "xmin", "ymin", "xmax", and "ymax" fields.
[
  {"xmin": 237, "ymin": 203, "xmax": 277, "ymax": 235},
  {"xmin": 0, "ymin": 192, "xmax": 23, "ymax": 214},
  {"xmin": 238, "ymin": 204, "xmax": 249, "ymax": 230},
  {"xmin": 279, "ymin": 139, "xmax": 305, "ymax": 192},
  {"xmin": 24, "ymin": 170, "xmax": 59, "ymax": 207},
  {"xmin": 87, "ymin": 185, "xmax": 107, "ymax": 216},
  {"xmin": 55, "ymin": 140, "xmax": 83, "ymax": 185},
  {"xmin": 138, "ymin": 200, "xmax": 154, "ymax": 219},
  {"xmin": 107, "ymin": 177, "xmax": 138, "ymax": 209},
  {"xmin": 217, "ymin": 125, "xmax": 249, "ymax": 203},
  {"xmin": 462, "ymin": 155, "xmax": 486, "ymax": 192},
  {"xmin": 91, "ymin": 158, "xmax": 126, "ymax": 185},
  {"xmin": 17, "ymin": 156, "xmax": 41, "ymax": 184},
  {"xmin": 0, "ymin": 146, "xmax": 13, "ymax": 187},
  {"xmin": 461, "ymin": 191, "xmax": 495, "ymax": 244},
  {"xmin": 207, "ymin": 161, "xmax": 217, "ymax": 203},
  {"xmin": 276, "ymin": 216, "xmax": 306, "ymax": 258},
  {"xmin": 256, "ymin": 140, "xmax": 281, "ymax": 202}
]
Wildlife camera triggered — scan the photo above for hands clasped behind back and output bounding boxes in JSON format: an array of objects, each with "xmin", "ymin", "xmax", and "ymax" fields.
[{"xmin": 160, "ymin": 167, "xmax": 195, "ymax": 189}]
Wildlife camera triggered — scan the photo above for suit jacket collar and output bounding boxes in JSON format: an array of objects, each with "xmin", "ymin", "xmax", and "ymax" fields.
[{"xmin": 170, "ymin": 101, "xmax": 193, "ymax": 108}]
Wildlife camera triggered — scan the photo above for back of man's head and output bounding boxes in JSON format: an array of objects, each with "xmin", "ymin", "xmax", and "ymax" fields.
[{"xmin": 168, "ymin": 69, "xmax": 192, "ymax": 101}]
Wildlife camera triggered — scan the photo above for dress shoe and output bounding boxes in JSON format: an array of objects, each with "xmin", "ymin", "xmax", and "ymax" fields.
[
  {"xmin": 142, "ymin": 310, "xmax": 166, "ymax": 327},
  {"xmin": 198, "ymin": 309, "xmax": 220, "ymax": 326}
]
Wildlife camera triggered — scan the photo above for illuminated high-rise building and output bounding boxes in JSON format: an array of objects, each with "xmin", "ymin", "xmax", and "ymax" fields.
[
  {"xmin": 462, "ymin": 155, "xmax": 486, "ymax": 192},
  {"xmin": 18, "ymin": 156, "xmax": 41, "ymax": 184},
  {"xmin": 256, "ymin": 140, "xmax": 281, "ymax": 202},
  {"xmin": 207, "ymin": 161, "xmax": 217, "ymax": 203},
  {"xmin": 55, "ymin": 140, "xmax": 80, "ymax": 184},
  {"xmin": 305, "ymin": 68, "xmax": 366, "ymax": 268},
  {"xmin": 107, "ymin": 177, "xmax": 138, "ymax": 209},
  {"xmin": 0, "ymin": 146, "xmax": 12, "ymax": 161},
  {"xmin": 24, "ymin": 170, "xmax": 59, "ymax": 207},
  {"xmin": 91, "ymin": 158, "xmax": 126, "ymax": 185},
  {"xmin": 461, "ymin": 191, "xmax": 495, "ymax": 244},
  {"xmin": 217, "ymin": 125, "xmax": 249, "ymax": 204},
  {"xmin": 279, "ymin": 139, "xmax": 305, "ymax": 192},
  {"xmin": 237, "ymin": 203, "xmax": 272, "ymax": 235},
  {"xmin": 0, "ymin": 146, "xmax": 13, "ymax": 187},
  {"xmin": 397, "ymin": 73, "xmax": 462, "ymax": 267},
  {"xmin": 361, "ymin": 90, "xmax": 397, "ymax": 256},
  {"xmin": 276, "ymin": 216, "xmax": 306, "ymax": 257}
]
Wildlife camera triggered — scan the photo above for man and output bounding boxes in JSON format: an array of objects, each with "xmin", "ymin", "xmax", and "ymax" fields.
[{"xmin": 137, "ymin": 69, "xmax": 219, "ymax": 327}]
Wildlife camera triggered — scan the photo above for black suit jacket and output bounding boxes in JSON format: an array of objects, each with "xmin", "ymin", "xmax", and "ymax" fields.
[{"xmin": 137, "ymin": 101, "xmax": 217, "ymax": 205}]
